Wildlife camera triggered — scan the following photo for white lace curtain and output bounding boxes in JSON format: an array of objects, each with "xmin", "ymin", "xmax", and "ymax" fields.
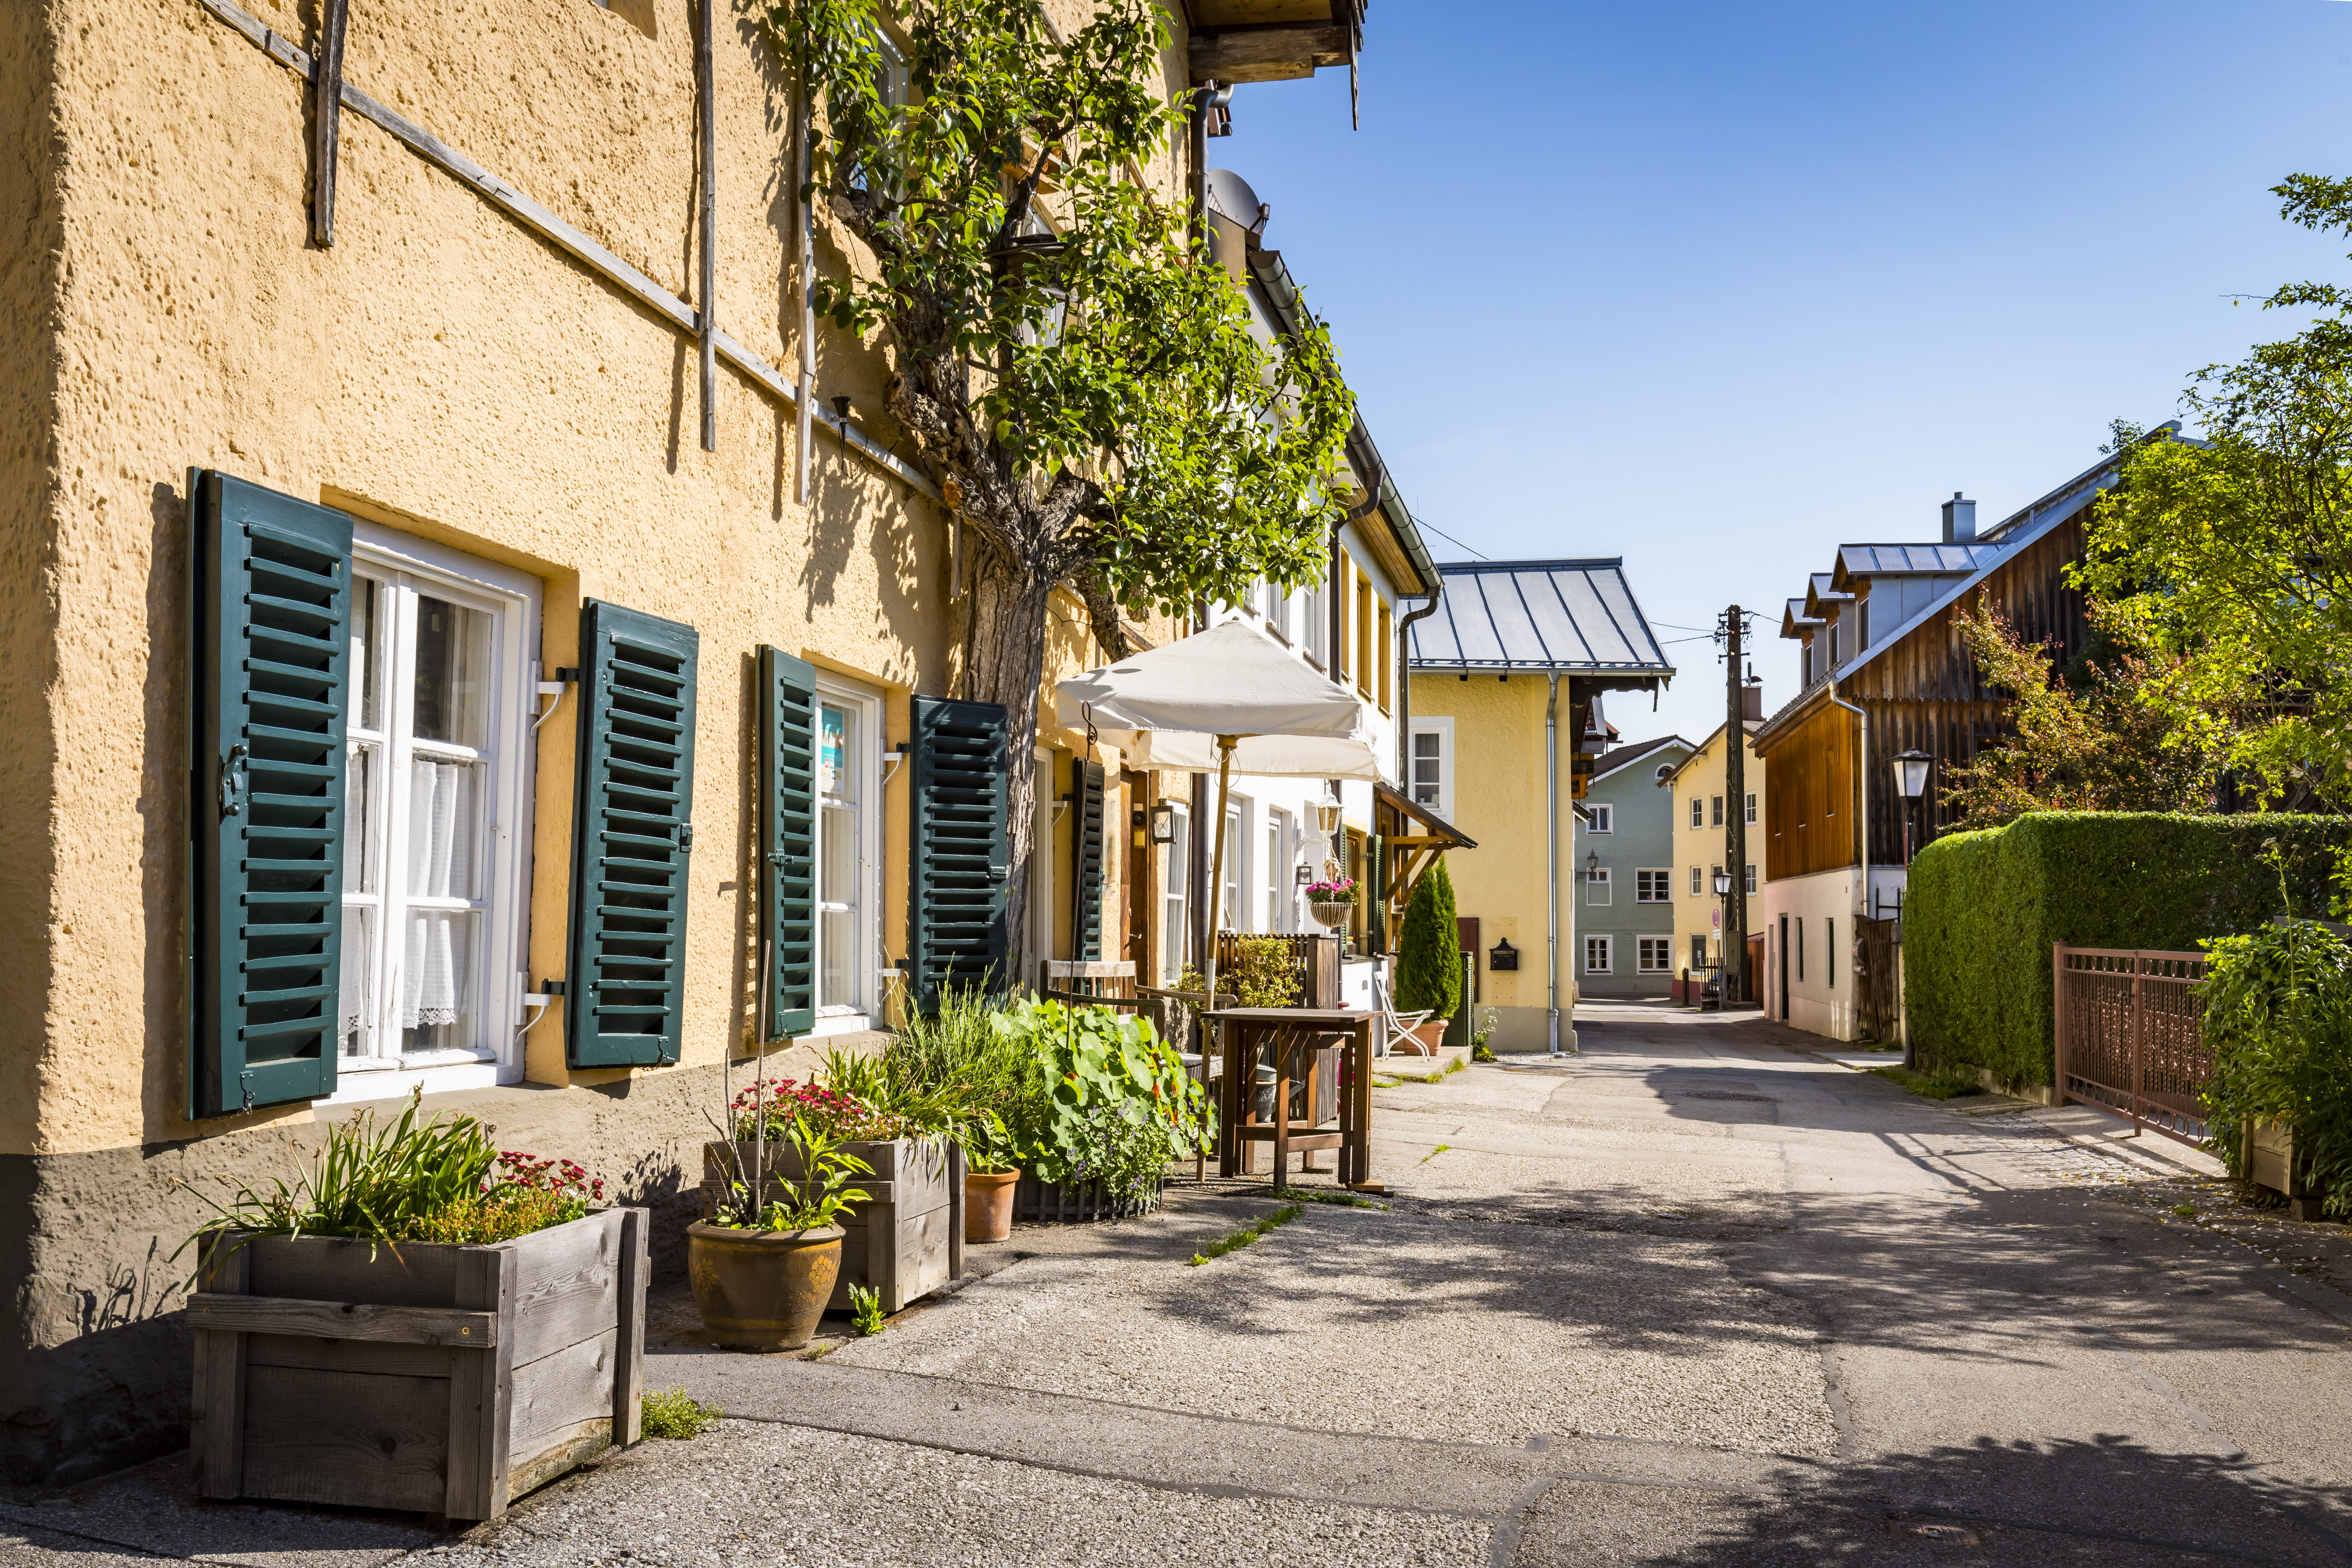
[{"xmin": 402, "ymin": 757, "xmax": 475, "ymax": 1030}]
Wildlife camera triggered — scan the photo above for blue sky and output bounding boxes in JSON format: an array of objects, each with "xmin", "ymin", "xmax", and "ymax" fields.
[{"xmin": 1219, "ymin": 0, "xmax": 2352, "ymax": 746}]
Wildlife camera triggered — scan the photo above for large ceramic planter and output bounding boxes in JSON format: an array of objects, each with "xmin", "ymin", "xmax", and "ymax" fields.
[
  {"xmin": 964, "ymin": 1170, "xmax": 1020, "ymax": 1242},
  {"xmin": 187, "ymin": 1208, "xmax": 649, "ymax": 1521},
  {"xmin": 701, "ymin": 1137, "xmax": 957, "ymax": 1313},
  {"xmin": 686, "ymin": 1221, "xmax": 844, "ymax": 1351}
]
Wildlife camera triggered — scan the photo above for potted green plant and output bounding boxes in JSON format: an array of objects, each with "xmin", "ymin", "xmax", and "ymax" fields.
[
  {"xmin": 994, "ymin": 1000, "xmax": 1210, "ymax": 1223},
  {"xmin": 179, "ymin": 1092, "xmax": 646, "ymax": 1521},
  {"xmin": 961, "ymin": 1111, "xmax": 1022, "ymax": 1243},
  {"xmin": 689, "ymin": 1117, "xmax": 871, "ymax": 1351},
  {"xmin": 706, "ymin": 1057, "xmax": 958, "ymax": 1313},
  {"xmin": 1304, "ymin": 876, "xmax": 1357, "ymax": 930},
  {"xmin": 1395, "ymin": 858, "xmax": 1462, "ymax": 1052}
]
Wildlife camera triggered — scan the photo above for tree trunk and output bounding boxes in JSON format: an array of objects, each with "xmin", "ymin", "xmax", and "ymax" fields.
[{"xmin": 964, "ymin": 551, "xmax": 1056, "ymax": 992}]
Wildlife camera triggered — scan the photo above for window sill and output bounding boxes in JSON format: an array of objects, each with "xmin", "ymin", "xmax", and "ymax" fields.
[{"xmin": 322, "ymin": 1056, "xmax": 512, "ymax": 1106}]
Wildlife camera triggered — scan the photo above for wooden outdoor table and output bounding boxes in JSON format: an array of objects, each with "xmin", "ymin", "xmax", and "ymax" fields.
[{"xmin": 1212, "ymin": 1007, "xmax": 1375, "ymax": 1192}]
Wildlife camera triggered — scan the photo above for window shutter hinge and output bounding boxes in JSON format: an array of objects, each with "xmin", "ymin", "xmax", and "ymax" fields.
[{"xmin": 680, "ymin": 822, "xmax": 695, "ymax": 852}]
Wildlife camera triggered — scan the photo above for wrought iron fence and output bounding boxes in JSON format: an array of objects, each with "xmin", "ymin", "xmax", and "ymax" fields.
[{"xmin": 2053, "ymin": 943, "xmax": 2211, "ymax": 1146}]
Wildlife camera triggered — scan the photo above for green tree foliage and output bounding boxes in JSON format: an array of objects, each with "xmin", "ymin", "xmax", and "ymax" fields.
[
  {"xmin": 2079, "ymin": 173, "xmax": 2352, "ymax": 811},
  {"xmin": 763, "ymin": 0, "xmax": 1356, "ymax": 969},
  {"xmin": 1395, "ymin": 857, "xmax": 1461, "ymax": 1019},
  {"xmin": 2202, "ymin": 915, "xmax": 2352, "ymax": 1212},
  {"xmin": 1940, "ymin": 597, "xmax": 2224, "ymax": 831}
]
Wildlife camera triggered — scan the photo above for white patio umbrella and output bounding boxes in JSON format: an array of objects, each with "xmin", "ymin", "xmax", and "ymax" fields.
[{"xmin": 1055, "ymin": 618, "xmax": 1380, "ymax": 1007}]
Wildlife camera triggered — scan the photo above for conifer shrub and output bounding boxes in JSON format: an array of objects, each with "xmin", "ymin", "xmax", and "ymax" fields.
[{"xmin": 1396, "ymin": 857, "xmax": 1463, "ymax": 1019}]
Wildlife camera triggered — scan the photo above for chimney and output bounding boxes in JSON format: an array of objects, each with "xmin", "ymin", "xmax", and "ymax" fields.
[
  {"xmin": 1743, "ymin": 684, "xmax": 1764, "ymax": 722},
  {"xmin": 1941, "ymin": 491, "xmax": 1976, "ymax": 545}
]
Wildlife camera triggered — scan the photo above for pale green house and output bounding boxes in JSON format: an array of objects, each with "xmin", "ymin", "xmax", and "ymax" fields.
[{"xmin": 1572, "ymin": 729, "xmax": 1693, "ymax": 999}]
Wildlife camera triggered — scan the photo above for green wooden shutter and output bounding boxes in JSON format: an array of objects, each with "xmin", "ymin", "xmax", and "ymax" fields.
[
  {"xmin": 759, "ymin": 646, "xmax": 818, "ymax": 1040},
  {"xmin": 566, "ymin": 600, "xmax": 699, "ymax": 1066},
  {"xmin": 1070, "ymin": 757, "xmax": 1106, "ymax": 963},
  {"xmin": 907, "ymin": 695, "xmax": 1008, "ymax": 1012},
  {"xmin": 188, "ymin": 471, "xmax": 353, "ymax": 1118},
  {"xmin": 1369, "ymin": 830, "xmax": 1388, "ymax": 956}
]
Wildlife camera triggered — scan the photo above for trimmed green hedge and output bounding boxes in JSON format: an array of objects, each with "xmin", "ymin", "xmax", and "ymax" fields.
[{"xmin": 1903, "ymin": 813, "xmax": 2352, "ymax": 1088}]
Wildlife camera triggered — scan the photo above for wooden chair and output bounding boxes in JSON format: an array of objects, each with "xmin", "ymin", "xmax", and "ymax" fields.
[{"xmin": 1369, "ymin": 972, "xmax": 1434, "ymax": 1058}]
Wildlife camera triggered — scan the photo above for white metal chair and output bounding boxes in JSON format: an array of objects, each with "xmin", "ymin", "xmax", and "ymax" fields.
[{"xmin": 1369, "ymin": 972, "xmax": 1434, "ymax": 1058}]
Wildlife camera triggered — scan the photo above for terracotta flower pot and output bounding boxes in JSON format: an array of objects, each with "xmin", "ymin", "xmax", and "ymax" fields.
[
  {"xmin": 1407, "ymin": 1019, "xmax": 1450, "ymax": 1055},
  {"xmin": 686, "ymin": 1220, "xmax": 844, "ymax": 1351},
  {"xmin": 964, "ymin": 1170, "xmax": 1020, "ymax": 1242}
]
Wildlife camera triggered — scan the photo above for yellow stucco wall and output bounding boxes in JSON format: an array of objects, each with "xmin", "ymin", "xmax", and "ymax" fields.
[
  {"xmin": 1406, "ymin": 672, "xmax": 1576, "ymax": 1050},
  {"xmin": 5, "ymin": 0, "xmax": 1187, "ymax": 1158},
  {"xmin": 1665, "ymin": 724, "xmax": 1768, "ymax": 973}
]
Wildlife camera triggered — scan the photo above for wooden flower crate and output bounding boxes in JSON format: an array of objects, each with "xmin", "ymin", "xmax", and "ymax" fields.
[
  {"xmin": 188, "ymin": 1208, "xmax": 648, "ymax": 1521},
  {"xmin": 2244, "ymin": 1119, "xmax": 2331, "ymax": 1221},
  {"xmin": 700, "ymin": 1138, "xmax": 961, "ymax": 1314}
]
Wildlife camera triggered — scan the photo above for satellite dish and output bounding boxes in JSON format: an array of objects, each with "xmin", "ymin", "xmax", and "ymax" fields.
[{"xmin": 1205, "ymin": 168, "xmax": 1270, "ymax": 237}]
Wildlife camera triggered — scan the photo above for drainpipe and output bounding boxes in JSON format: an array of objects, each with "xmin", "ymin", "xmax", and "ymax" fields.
[
  {"xmin": 1396, "ymin": 585, "xmax": 1441, "ymax": 783},
  {"xmin": 1187, "ymin": 84, "xmax": 1233, "ymax": 253},
  {"xmin": 1546, "ymin": 673, "xmax": 1564, "ymax": 1055},
  {"xmin": 1825, "ymin": 674, "xmax": 1868, "ymax": 1039}
]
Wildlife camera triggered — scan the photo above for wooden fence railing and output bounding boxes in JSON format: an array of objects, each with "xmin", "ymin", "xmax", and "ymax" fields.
[{"xmin": 2053, "ymin": 943, "xmax": 2211, "ymax": 1147}]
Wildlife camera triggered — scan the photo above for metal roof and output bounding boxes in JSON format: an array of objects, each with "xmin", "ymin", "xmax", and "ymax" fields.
[
  {"xmin": 1832, "ymin": 542, "xmax": 2008, "ymax": 583},
  {"xmin": 1780, "ymin": 597, "xmax": 1822, "ymax": 639},
  {"xmin": 1407, "ymin": 559, "xmax": 1675, "ymax": 677}
]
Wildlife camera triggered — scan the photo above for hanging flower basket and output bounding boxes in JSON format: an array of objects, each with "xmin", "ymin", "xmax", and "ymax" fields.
[
  {"xmin": 1307, "ymin": 901, "xmax": 1353, "ymax": 929},
  {"xmin": 1305, "ymin": 877, "xmax": 1356, "ymax": 929}
]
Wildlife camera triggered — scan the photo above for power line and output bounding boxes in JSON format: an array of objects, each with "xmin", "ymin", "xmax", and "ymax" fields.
[{"xmin": 1415, "ymin": 519, "xmax": 1488, "ymax": 560}]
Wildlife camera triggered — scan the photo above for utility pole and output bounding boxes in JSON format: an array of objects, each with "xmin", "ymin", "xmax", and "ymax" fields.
[{"xmin": 1720, "ymin": 606, "xmax": 1750, "ymax": 1006}]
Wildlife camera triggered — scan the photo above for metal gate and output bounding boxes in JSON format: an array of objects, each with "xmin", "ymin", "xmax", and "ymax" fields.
[{"xmin": 2053, "ymin": 944, "xmax": 2211, "ymax": 1146}]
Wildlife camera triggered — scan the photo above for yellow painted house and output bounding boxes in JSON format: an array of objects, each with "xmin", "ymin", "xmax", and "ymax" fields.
[
  {"xmin": 1404, "ymin": 561, "xmax": 1675, "ymax": 1052},
  {"xmin": 0, "ymin": 0, "xmax": 1365, "ymax": 1482},
  {"xmin": 1657, "ymin": 710, "xmax": 1767, "ymax": 1000}
]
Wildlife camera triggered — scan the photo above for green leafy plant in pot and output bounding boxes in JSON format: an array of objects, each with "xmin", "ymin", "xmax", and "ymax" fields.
[
  {"xmin": 960, "ymin": 1111, "xmax": 1023, "ymax": 1243},
  {"xmin": 688, "ymin": 1114, "xmax": 871, "ymax": 1351}
]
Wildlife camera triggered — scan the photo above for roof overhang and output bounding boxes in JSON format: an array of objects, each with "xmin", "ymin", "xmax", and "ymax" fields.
[
  {"xmin": 1375, "ymin": 779, "xmax": 1476, "ymax": 849},
  {"xmin": 1189, "ymin": 1, "xmax": 1364, "ymax": 85}
]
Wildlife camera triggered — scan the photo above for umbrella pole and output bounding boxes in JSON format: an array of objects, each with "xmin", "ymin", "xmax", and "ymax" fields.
[{"xmin": 1203, "ymin": 735, "xmax": 1238, "ymax": 1010}]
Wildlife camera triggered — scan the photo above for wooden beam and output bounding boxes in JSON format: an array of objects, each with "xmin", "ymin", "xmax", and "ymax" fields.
[
  {"xmin": 308, "ymin": 0, "xmax": 349, "ymax": 245},
  {"xmin": 1189, "ymin": 25, "xmax": 1350, "ymax": 84},
  {"xmin": 696, "ymin": 0, "xmax": 717, "ymax": 452},
  {"xmin": 188, "ymin": 1292, "xmax": 499, "ymax": 1346}
]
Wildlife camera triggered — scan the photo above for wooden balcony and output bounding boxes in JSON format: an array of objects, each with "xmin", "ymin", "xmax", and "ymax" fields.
[{"xmin": 1188, "ymin": 0, "xmax": 1364, "ymax": 85}]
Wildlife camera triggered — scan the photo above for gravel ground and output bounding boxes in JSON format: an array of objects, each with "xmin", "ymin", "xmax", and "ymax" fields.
[
  {"xmin": 463, "ymin": 1422, "xmax": 1487, "ymax": 1568},
  {"xmin": 831, "ymin": 1200, "xmax": 1839, "ymax": 1456}
]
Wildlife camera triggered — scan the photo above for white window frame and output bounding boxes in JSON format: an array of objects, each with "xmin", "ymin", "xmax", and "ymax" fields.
[
  {"xmin": 1585, "ymin": 865, "xmax": 1612, "ymax": 906},
  {"xmin": 1408, "ymin": 717, "xmax": 1453, "ymax": 820},
  {"xmin": 1744, "ymin": 792, "xmax": 1758, "ymax": 825},
  {"xmin": 1300, "ymin": 582, "xmax": 1327, "ymax": 669},
  {"xmin": 1637, "ymin": 936, "xmax": 1673, "ymax": 974},
  {"xmin": 1221, "ymin": 794, "xmax": 1249, "ymax": 933},
  {"xmin": 1265, "ymin": 807, "xmax": 1293, "ymax": 933},
  {"xmin": 1744, "ymin": 863, "xmax": 1758, "ymax": 896},
  {"xmin": 1161, "ymin": 801, "xmax": 1189, "ymax": 980},
  {"xmin": 1710, "ymin": 795, "xmax": 1723, "ymax": 827},
  {"xmin": 1690, "ymin": 933, "xmax": 1709, "ymax": 971},
  {"xmin": 814, "ymin": 676, "xmax": 884, "ymax": 1033},
  {"xmin": 1689, "ymin": 865, "xmax": 1702, "ymax": 897},
  {"xmin": 1635, "ymin": 868, "xmax": 1671, "ymax": 903},
  {"xmin": 1689, "ymin": 797, "xmax": 1703, "ymax": 830},
  {"xmin": 1584, "ymin": 933, "xmax": 1613, "ymax": 974},
  {"xmin": 1588, "ymin": 803, "xmax": 1614, "ymax": 833},
  {"xmin": 328, "ymin": 525, "xmax": 539, "ymax": 1104}
]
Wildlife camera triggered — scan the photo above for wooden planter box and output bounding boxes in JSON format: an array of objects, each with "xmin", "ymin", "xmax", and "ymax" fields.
[
  {"xmin": 188, "ymin": 1208, "xmax": 648, "ymax": 1521},
  {"xmin": 1013, "ymin": 1172, "xmax": 1163, "ymax": 1225},
  {"xmin": 700, "ymin": 1138, "xmax": 961, "ymax": 1314},
  {"xmin": 2244, "ymin": 1119, "xmax": 2331, "ymax": 1221}
]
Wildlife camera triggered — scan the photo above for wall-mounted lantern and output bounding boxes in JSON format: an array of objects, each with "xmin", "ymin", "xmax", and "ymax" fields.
[
  {"xmin": 1294, "ymin": 862, "xmax": 1313, "ymax": 886},
  {"xmin": 1148, "ymin": 802, "xmax": 1177, "ymax": 845},
  {"xmin": 1489, "ymin": 938, "xmax": 1519, "ymax": 972}
]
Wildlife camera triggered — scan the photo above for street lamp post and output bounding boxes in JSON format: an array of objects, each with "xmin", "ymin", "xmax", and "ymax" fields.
[{"xmin": 1891, "ymin": 749, "xmax": 1932, "ymax": 869}]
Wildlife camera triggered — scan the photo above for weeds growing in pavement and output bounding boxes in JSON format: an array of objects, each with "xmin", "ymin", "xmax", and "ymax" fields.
[
  {"xmin": 1189, "ymin": 1203, "xmax": 1303, "ymax": 1265},
  {"xmin": 1422, "ymin": 1144, "xmax": 1450, "ymax": 1162},
  {"xmin": 1274, "ymin": 1186, "xmax": 1385, "ymax": 1209},
  {"xmin": 847, "ymin": 1282, "xmax": 888, "ymax": 1336},
  {"xmin": 1867, "ymin": 1065, "xmax": 1984, "ymax": 1099},
  {"xmin": 641, "ymin": 1387, "xmax": 723, "ymax": 1439}
]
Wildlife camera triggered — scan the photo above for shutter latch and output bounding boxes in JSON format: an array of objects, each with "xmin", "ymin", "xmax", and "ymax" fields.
[
  {"xmin": 239, "ymin": 1068, "xmax": 255, "ymax": 1112},
  {"xmin": 219, "ymin": 743, "xmax": 250, "ymax": 816},
  {"xmin": 679, "ymin": 822, "xmax": 695, "ymax": 852}
]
